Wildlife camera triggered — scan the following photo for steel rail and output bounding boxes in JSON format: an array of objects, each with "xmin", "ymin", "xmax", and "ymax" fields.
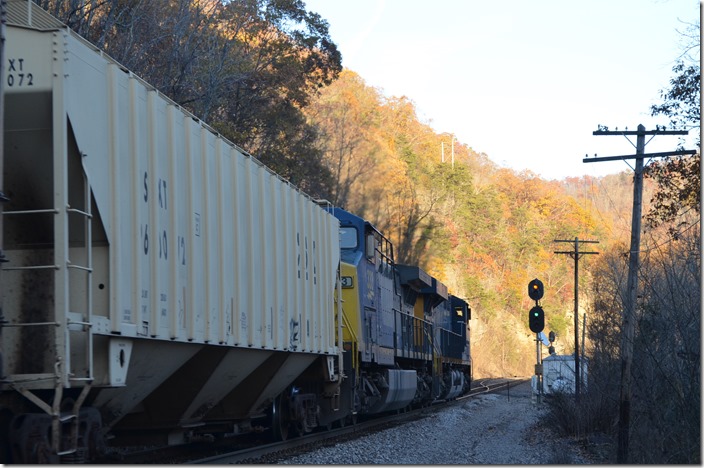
[{"xmin": 186, "ymin": 378, "xmax": 529, "ymax": 464}]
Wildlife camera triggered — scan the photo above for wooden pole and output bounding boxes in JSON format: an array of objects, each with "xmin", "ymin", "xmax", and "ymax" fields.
[
  {"xmin": 584, "ymin": 123, "xmax": 695, "ymax": 462},
  {"xmin": 616, "ymin": 124, "xmax": 646, "ymax": 462},
  {"xmin": 573, "ymin": 237, "xmax": 580, "ymax": 402},
  {"xmin": 554, "ymin": 238, "xmax": 599, "ymax": 404}
]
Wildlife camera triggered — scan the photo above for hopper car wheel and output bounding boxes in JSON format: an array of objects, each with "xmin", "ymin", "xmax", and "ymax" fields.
[
  {"xmin": 9, "ymin": 413, "xmax": 58, "ymax": 464},
  {"xmin": 32, "ymin": 439, "xmax": 54, "ymax": 465},
  {"xmin": 270, "ymin": 393, "xmax": 291, "ymax": 441}
]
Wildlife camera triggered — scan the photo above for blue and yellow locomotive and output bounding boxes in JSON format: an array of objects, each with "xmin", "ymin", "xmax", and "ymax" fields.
[{"xmin": 328, "ymin": 207, "xmax": 471, "ymax": 421}]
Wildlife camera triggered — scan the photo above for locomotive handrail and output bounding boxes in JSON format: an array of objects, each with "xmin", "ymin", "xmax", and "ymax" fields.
[
  {"xmin": 340, "ymin": 308, "xmax": 358, "ymax": 342},
  {"xmin": 425, "ymin": 324, "xmax": 442, "ymax": 355},
  {"xmin": 339, "ymin": 306, "xmax": 359, "ymax": 371}
]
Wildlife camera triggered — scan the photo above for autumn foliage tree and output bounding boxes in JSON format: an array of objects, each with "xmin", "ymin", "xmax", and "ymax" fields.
[
  {"xmin": 306, "ymin": 71, "xmax": 606, "ymax": 376},
  {"xmin": 306, "ymin": 70, "xmax": 384, "ymax": 206}
]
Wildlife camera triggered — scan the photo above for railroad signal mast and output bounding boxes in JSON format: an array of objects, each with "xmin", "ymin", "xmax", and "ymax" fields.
[
  {"xmin": 527, "ymin": 278, "xmax": 544, "ymax": 403},
  {"xmin": 585, "ymin": 124, "xmax": 697, "ymax": 463}
]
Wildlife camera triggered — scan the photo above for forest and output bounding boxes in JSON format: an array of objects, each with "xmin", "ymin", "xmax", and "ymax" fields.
[{"xmin": 27, "ymin": 0, "xmax": 700, "ymax": 463}]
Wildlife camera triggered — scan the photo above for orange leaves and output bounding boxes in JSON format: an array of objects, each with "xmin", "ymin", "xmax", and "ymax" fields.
[{"xmin": 306, "ymin": 63, "xmax": 614, "ymax": 331}]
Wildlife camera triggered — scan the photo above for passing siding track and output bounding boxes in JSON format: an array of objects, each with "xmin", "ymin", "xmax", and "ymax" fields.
[{"xmin": 142, "ymin": 378, "xmax": 526, "ymax": 465}]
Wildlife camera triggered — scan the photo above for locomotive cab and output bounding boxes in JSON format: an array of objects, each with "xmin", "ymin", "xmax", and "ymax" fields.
[{"xmin": 327, "ymin": 207, "xmax": 417, "ymax": 415}]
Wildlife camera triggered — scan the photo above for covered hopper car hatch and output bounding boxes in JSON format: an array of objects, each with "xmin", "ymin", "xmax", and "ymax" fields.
[{"xmin": 1, "ymin": 1, "xmax": 343, "ymax": 463}]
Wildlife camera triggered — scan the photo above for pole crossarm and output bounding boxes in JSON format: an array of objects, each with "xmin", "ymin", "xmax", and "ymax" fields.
[
  {"xmin": 584, "ymin": 149, "xmax": 697, "ymax": 163},
  {"xmin": 554, "ymin": 239, "xmax": 599, "ymax": 243},
  {"xmin": 554, "ymin": 251, "xmax": 599, "ymax": 257},
  {"xmin": 554, "ymin": 239, "xmax": 599, "ymax": 242},
  {"xmin": 593, "ymin": 129, "xmax": 689, "ymax": 136},
  {"xmin": 554, "ymin": 239, "xmax": 599, "ymax": 257}
]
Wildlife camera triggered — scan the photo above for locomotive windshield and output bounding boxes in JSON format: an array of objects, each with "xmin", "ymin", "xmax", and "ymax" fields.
[{"xmin": 339, "ymin": 227, "xmax": 358, "ymax": 249}]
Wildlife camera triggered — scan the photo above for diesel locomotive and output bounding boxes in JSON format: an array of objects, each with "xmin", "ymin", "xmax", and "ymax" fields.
[{"xmin": 328, "ymin": 206, "xmax": 471, "ymax": 426}]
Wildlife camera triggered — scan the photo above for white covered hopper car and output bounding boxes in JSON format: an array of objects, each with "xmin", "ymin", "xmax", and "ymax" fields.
[{"xmin": 0, "ymin": 0, "xmax": 342, "ymax": 462}]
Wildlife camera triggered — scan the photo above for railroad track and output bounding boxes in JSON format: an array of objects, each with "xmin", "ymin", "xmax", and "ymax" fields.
[
  {"xmin": 92, "ymin": 378, "xmax": 528, "ymax": 464},
  {"xmin": 464, "ymin": 377, "xmax": 525, "ymax": 398},
  {"xmin": 180, "ymin": 378, "xmax": 528, "ymax": 464},
  {"xmin": 188, "ymin": 408, "xmax": 430, "ymax": 464},
  {"xmin": 98, "ymin": 378, "xmax": 528, "ymax": 463}
]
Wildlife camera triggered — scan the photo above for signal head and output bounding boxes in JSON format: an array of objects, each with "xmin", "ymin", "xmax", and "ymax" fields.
[
  {"xmin": 528, "ymin": 278, "xmax": 544, "ymax": 301},
  {"xmin": 528, "ymin": 305, "xmax": 545, "ymax": 333}
]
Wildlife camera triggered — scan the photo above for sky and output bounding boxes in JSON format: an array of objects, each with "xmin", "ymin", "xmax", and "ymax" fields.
[{"xmin": 302, "ymin": 0, "xmax": 700, "ymax": 180}]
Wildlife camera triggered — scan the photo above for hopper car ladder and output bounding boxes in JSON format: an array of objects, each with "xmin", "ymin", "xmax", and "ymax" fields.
[{"xmin": 1, "ymin": 170, "xmax": 95, "ymax": 458}]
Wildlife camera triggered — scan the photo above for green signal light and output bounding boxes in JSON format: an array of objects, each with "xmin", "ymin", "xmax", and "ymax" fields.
[{"xmin": 528, "ymin": 305, "xmax": 545, "ymax": 333}]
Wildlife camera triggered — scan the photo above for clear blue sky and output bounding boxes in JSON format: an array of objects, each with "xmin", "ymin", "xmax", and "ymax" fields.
[{"xmin": 303, "ymin": 0, "xmax": 700, "ymax": 180}]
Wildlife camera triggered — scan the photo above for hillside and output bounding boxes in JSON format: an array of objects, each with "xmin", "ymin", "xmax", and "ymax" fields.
[{"xmin": 304, "ymin": 69, "xmax": 652, "ymax": 376}]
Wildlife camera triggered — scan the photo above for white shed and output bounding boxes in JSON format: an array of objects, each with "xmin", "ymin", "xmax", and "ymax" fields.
[{"xmin": 533, "ymin": 354, "xmax": 589, "ymax": 395}]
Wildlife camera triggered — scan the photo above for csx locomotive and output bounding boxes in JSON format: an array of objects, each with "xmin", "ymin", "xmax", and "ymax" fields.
[
  {"xmin": 328, "ymin": 206, "xmax": 471, "ymax": 427},
  {"xmin": 0, "ymin": 1, "xmax": 470, "ymax": 462}
]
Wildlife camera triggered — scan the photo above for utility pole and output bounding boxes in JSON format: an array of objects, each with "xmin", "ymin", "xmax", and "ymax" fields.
[
  {"xmin": 554, "ymin": 237, "xmax": 598, "ymax": 403},
  {"xmin": 441, "ymin": 135, "xmax": 456, "ymax": 168},
  {"xmin": 584, "ymin": 124, "xmax": 696, "ymax": 463}
]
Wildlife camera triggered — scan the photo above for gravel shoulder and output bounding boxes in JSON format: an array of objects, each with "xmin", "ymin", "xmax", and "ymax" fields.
[{"xmin": 280, "ymin": 381, "xmax": 593, "ymax": 464}]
